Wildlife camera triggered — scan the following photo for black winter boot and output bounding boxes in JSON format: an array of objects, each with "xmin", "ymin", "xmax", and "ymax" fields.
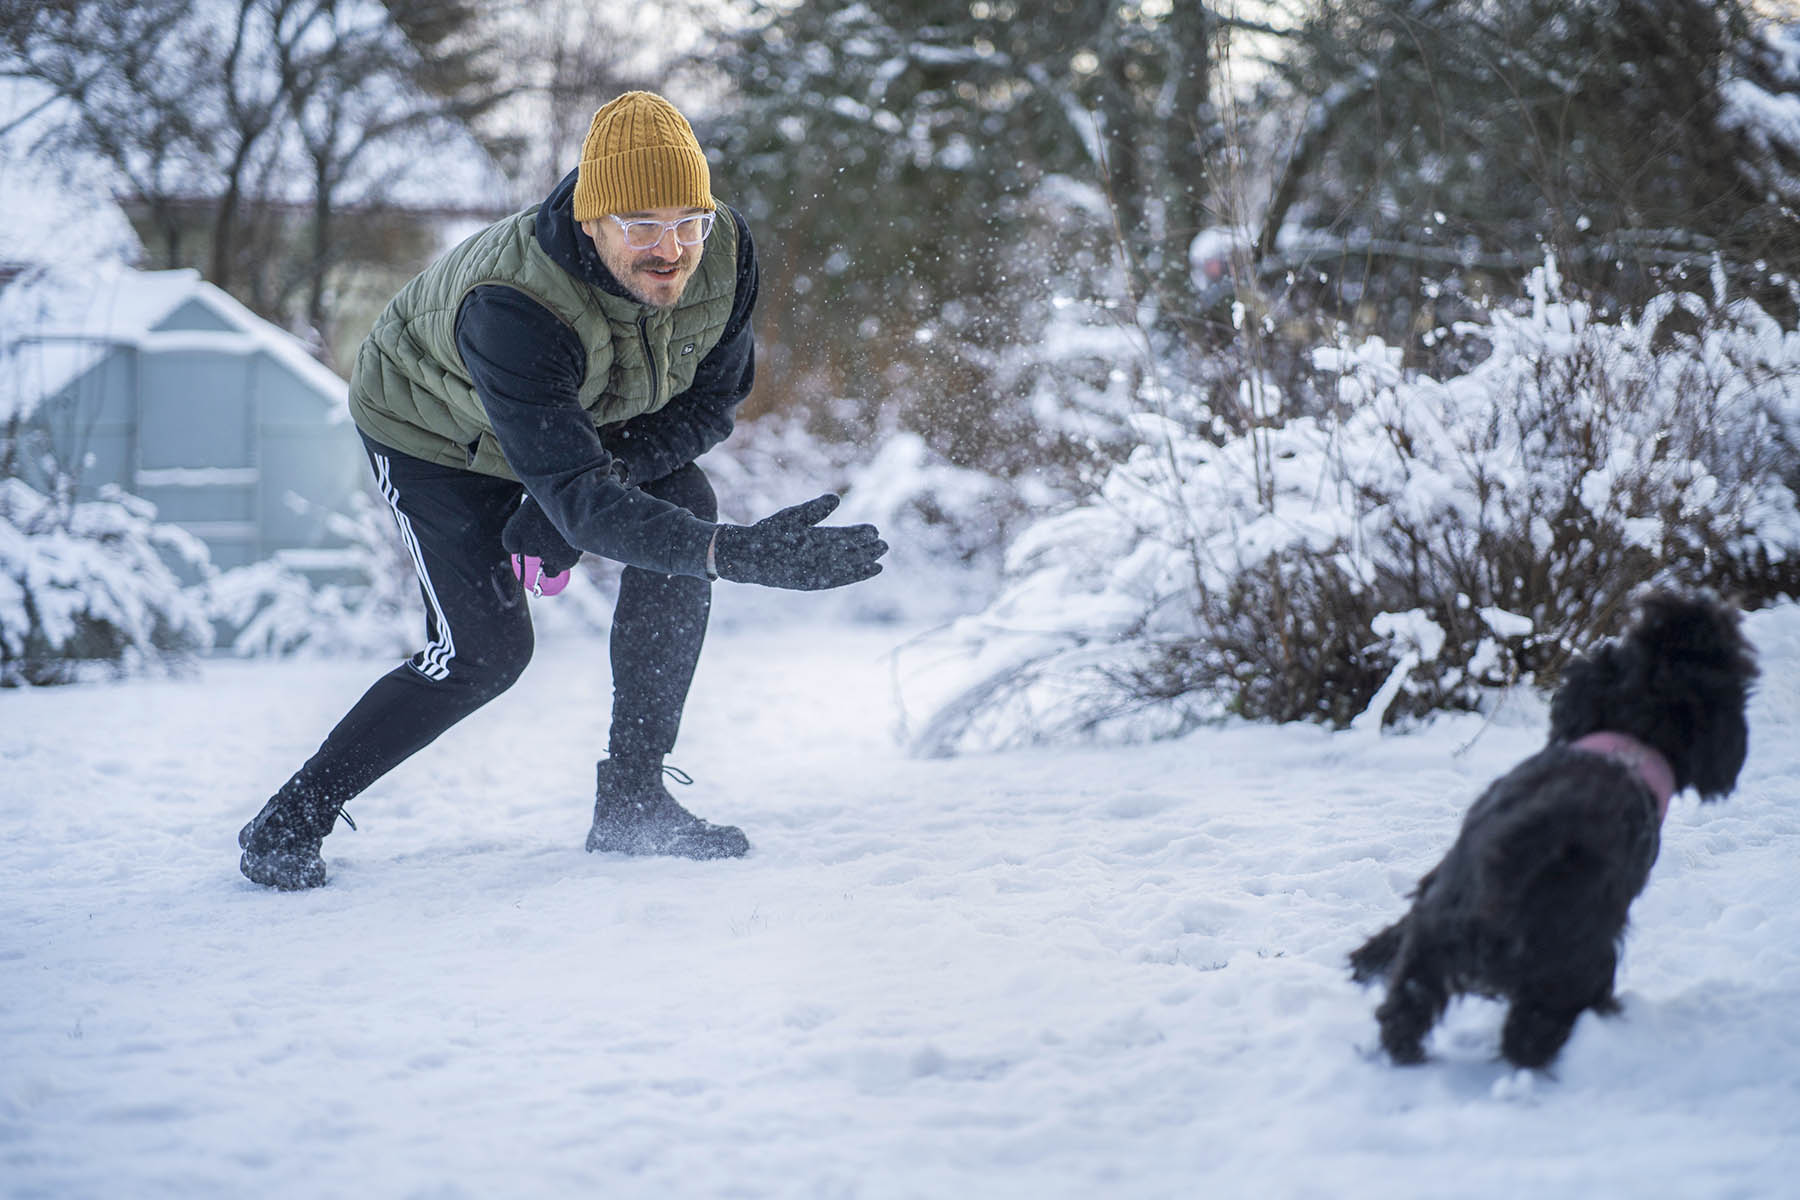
[
  {"xmin": 586, "ymin": 760, "xmax": 749, "ymax": 860},
  {"xmin": 238, "ymin": 796, "xmax": 350, "ymax": 890}
]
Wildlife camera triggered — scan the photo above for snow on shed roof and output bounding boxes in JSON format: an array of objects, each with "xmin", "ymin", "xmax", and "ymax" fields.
[{"xmin": 0, "ymin": 265, "xmax": 348, "ymax": 423}]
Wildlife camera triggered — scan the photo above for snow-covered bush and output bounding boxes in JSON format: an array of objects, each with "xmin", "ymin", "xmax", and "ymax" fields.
[
  {"xmin": 898, "ymin": 269, "xmax": 1800, "ymax": 755},
  {"xmin": 827, "ymin": 431, "xmax": 1029, "ymax": 623},
  {"xmin": 703, "ymin": 414, "xmax": 1029, "ymax": 627},
  {"xmin": 202, "ymin": 492, "xmax": 423, "ymax": 658},
  {"xmin": 0, "ymin": 477, "xmax": 213, "ymax": 685}
]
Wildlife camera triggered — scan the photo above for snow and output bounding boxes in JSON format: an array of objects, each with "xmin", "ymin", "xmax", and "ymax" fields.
[
  {"xmin": 133, "ymin": 468, "xmax": 264, "ymax": 489},
  {"xmin": 4, "ymin": 606, "xmax": 1800, "ymax": 1199}
]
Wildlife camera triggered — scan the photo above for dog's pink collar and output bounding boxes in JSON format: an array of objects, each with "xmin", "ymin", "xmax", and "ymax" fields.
[{"xmin": 1570, "ymin": 731, "xmax": 1677, "ymax": 819}]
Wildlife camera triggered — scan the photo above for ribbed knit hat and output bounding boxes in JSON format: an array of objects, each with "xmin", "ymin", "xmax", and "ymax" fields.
[{"xmin": 573, "ymin": 91, "xmax": 714, "ymax": 221}]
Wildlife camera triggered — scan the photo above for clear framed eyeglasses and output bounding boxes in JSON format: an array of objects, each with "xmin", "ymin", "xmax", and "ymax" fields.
[{"xmin": 607, "ymin": 211, "xmax": 716, "ymax": 250}]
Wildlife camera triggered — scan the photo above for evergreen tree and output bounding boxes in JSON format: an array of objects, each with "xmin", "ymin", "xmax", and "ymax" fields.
[
  {"xmin": 1253, "ymin": 0, "xmax": 1791, "ymax": 356},
  {"xmin": 705, "ymin": 1, "xmax": 1224, "ymax": 472}
]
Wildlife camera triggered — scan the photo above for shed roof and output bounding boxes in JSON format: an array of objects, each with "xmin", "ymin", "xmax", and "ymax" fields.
[{"xmin": 0, "ymin": 266, "xmax": 348, "ymax": 423}]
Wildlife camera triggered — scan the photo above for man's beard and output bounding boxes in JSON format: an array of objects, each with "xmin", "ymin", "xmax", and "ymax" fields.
[{"xmin": 614, "ymin": 250, "xmax": 697, "ymax": 309}]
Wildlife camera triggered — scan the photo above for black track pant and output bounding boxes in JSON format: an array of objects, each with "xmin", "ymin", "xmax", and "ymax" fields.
[{"xmin": 264, "ymin": 433, "xmax": 715, "ymax": 818}]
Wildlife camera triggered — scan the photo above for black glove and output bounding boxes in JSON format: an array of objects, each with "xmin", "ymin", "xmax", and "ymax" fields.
[
  {"xmin": 501, "ymin": 495, "xmax": 582, "ymax": 575},
  {"xmin": 712, "ymin": 494, "xmax": 887, "ymax": 591}
]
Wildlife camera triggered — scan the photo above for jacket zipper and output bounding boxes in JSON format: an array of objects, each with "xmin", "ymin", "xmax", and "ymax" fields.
[{"xmin": 638, "ymin": 316, "xmax": 662, "ymax": 411}]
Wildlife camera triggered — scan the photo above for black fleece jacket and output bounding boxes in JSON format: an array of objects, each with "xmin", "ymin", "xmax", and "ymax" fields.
[{"xmin": 452, "ymin": 168, "xmax": 758, "ymax": 575}]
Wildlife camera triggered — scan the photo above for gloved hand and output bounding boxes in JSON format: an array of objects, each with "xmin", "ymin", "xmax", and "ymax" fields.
[
  {"xmin": 503, "ymin": 496, "xmax": 580, "ymax": 597},
  {"xmin": 711, "ymin": 494, "xmax": 887, "ymax": 591}
]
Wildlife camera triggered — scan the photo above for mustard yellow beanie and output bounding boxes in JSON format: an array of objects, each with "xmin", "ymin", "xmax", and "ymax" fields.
[{"xmin": 573, "ymin": 91, "xmax": 714, "ymax": 221}]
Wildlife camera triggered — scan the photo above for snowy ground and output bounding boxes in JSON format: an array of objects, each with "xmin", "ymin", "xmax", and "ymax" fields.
[{"xmin": 4, "ymin": 602, "xmax": 1800, "ymax": 1200}]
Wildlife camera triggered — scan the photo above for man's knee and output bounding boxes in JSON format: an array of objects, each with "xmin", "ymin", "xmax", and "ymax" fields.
[
  {"xmin": 645, "ymin": 461, "xmax": 717, "ymax": 522},
  {"xmin": 480, "ymin": 622, "xmax": 535, "ymax": 697},
  {"xmin": 436, "ymin": 613, "xmax": 534, "ymax": 703}
]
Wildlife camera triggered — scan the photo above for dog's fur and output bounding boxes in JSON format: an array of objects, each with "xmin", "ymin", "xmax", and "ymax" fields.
[{"xmin": 1348, "ymin": 590, "xmax": 1757, "ymax": 1069}]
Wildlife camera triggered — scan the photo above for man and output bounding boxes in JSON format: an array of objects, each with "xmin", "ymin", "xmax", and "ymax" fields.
[{"xmin": 237, "ymin": 91, "xmax": 888, "ymax": 890}]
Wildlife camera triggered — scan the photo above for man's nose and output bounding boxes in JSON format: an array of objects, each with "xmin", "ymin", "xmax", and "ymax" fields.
[{"xmin": 647, "ymin": 227, "xmax": 681, "ymax": 260}]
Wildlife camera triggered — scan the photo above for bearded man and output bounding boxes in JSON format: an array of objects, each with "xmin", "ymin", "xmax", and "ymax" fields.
[{"xmin": 237, "ymin": 91, "xmax": 887, "ymax": 890}]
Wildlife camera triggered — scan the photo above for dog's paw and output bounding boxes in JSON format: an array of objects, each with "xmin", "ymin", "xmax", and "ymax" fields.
[{"xmin": 1381, "ymin": 1032, "xmax": 1430, "ymax": 1065}]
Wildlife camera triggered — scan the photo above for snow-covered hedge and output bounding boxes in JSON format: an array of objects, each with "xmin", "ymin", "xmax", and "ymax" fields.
[
  {"xmin": 898, "ymin": 271, "xmax": 1800, "ymax": 755},
  {"xmin": 0, "ymin": 478, "xmax": 213, "ymax": 685}
]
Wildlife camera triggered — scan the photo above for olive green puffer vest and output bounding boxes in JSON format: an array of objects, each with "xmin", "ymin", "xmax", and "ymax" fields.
[{"xmin": 347, "ymin": 203, "xmax": 740, "ymax": 479}]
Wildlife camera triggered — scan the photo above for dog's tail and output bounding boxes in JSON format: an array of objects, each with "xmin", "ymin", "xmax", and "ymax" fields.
[{"xmin": 1348, "ymin": 919, "xmax": 1408, "ymax": 982}]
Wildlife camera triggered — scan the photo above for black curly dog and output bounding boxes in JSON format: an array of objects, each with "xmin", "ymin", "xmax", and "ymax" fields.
[{"xmin": 1349, "ymin": 590, "xmax": 1758, "ymax": 1069}]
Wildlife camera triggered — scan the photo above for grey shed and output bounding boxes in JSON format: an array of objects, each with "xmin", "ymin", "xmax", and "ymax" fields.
[{"xmin": 2, "ymin": 267, "xmax": 367, "ymax": 573}]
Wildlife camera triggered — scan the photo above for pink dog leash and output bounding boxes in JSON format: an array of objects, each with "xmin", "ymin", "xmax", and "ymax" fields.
[
  {"xmin": 511, "ymin": 554, "xmax": 570, "ymax": 597},
  {"xmin": 1570, "ymin": 731, "xmax": 1677, "ymax": 820}
]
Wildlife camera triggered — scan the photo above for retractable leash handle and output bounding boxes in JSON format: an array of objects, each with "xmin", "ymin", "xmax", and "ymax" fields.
[{"xmin": 511, "ymin": 553, "xmax": 571, "ymax": 597}]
